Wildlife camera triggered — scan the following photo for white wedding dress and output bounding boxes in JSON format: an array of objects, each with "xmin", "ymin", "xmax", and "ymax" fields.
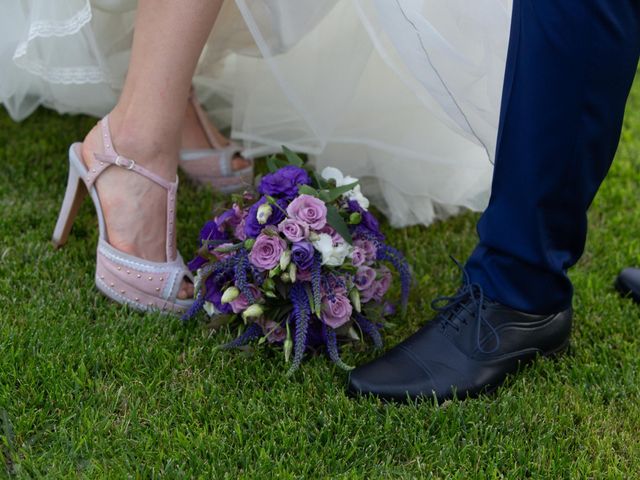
[{"xmin": 0, "ymin": 0, "xmax": 512, "ymax": 227}]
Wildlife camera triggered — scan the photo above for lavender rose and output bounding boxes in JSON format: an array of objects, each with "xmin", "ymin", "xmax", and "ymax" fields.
[
  {"xmin": 354, "ymin": 266, "xmax": 377, "ymax": 291},
  {"xmin": 291, "ymin": 241, "xmax": 315, "ymax": 271},
  {"xmin": 286, "ymin": 194, "xmax": 327, "ymax": 230},
  {"xmin": 260, "ymin": 319, "xmax": 286, "ymax": 343},
  {"xmin": 349, "ymin": 246, "xmax": 366, "ymax": 267},
  {"xmin": 321, "ymin": 294, "xmax": 353, "ymax": 329},
  {"xmin": 278, "ymin": 218, "xmax": 309, "ymax": 242},
  {"xmin": 249, "ymin": 232, "xmax": 287, "ymax": 270},
  {"xmin": 245, "ymin": 196, "xmax": 287, "ymax": 238},
  {"xmin": 377, "ymin": 266, "xmax": 392, "ymax": 296},
  {"xmin": 258, "ymin": 165, "xmax": 311, "ymax": 198}
]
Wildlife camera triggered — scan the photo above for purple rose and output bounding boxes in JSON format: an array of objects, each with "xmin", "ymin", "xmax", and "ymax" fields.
[
  {"xmin": 354, "ymin": 238, "xmax": 377, "ymax": 264},
  {"xmin": 291, "ymin": 241, "xmax": 315, "ymax": 271},
  {"xmin": 245, "ymin": 197, "xmax": 287, "ymax": 238},
  {"xmin": 260, "ymin": 319, "xmax": 286, "ymax": 343},
  {"xmin": 286, "ymin": 194, "xmax": 327, "ymax": 230},
  {"xmin": 258, "ymin": 165, "xmax": 311, "ymax": 198},
  {"xmin": 354, "ymin": 266, "xmax": 376, "ymax": 291},
  {"xmin": 278, "ymin": 218, "xmax": 309, "ymax": 242},
  {"xmin": 249, "ymin": 232, "xmax": 287, "ymax": 270},
  {"xmin": 350, "ymin": 247, "xmax": 366, "ymax": 267},
  {"xmin": 321, "ymin": 294, "xmax": 353, "ymax": 329},
  {"xmin": 230, "ymin": 285, "xmax": 262, "ymax": 314}
]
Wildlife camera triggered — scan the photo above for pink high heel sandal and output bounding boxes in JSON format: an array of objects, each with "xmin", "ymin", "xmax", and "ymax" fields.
[
  {"xmin": 179, "ymin": 89, "xmax": 254, "ymax": 193},
  {"xmin": 52, "ymin": 116, "xmax": 194, "ymax": 315}
]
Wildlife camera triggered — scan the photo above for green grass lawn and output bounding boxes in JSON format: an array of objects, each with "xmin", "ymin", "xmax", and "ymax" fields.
[{"xmin": 1, "ymin": 80, "xmax": 640, "ymax": 478}]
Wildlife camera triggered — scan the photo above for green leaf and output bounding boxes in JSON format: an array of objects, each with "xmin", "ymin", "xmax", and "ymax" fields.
[
  {"xmin": 267, "ymin": 155, "xmax": 288, "ymax": 173},
  {"xmin": 266, "ymin": 155, "xmax": 279, "ymax": 173},
  {"xmin": 282, "ymin": 146, "xmax": 304, "ymax": 167},
  {"xmin": 298, "ymin": 185, "xmax": 319, "ymax": 197},
  {"xmin": 324, "ymin": 181, "xmax": 359, "ymax": 203},
  {"xmin": 312, "ymin": 171, "xmax": 330, "ymax": 190},
  {"xmin": 326, "ymin": 204, "xmax": 353, "ymax": 244}
]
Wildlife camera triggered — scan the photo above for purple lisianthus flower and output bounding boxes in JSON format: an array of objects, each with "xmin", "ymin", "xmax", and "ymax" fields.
[
  {"xmin": 291, "ymin": 241, "xmax": 315, "ymax": 270},
  {"xmin": 278, "ymin": 218, "xmax": 309, "ymax": 243},
  {"xmin": 348, "ymin": 199, "xmax": 383, "ymax": 239},
  {"xmin": 245, "ymin": 197, "xmax": 288, "ymax": 238},
  {"xmin": 354, "ymin": 238, "xmax": 377, "ymax": 264},
  {"xmin": 230, "ymin": 285, "xmax": 262, "ymax": 314},
  {"xmin": 199, "ymin": 220, "xmax": 228, "ymax": 246},
  {"xmin": 287, "ymin": 194, "xmax": 327, "ymax": 230},
  {"xmin": 321, "ymin": 294, "xmax": 353, "ymax": 329},
  {"xmin": 188, "ymin": 220, "xmax": 229, "ymax": 271},
  {"xmin": 249, "ymin": 232, "xmax": 287, "ymax": 270},
  {"xmin": 354, "ymin": 266, "xmax": 376, "ymax": 291},
  {"xmin": 215, "ymin": 204, "xmax": 243, "ymax": 232},
  {"xmin": 204, "ymin": 280, "xmax": 233, "ymax": 315},
  {"xmin": 258, "ymin": 165, "xmax": 311, "ymax": 198}
]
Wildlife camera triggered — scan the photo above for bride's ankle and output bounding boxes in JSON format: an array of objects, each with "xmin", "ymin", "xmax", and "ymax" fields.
[{"xmin": 103, "ymin": 109, "xmax": 180, "ymax": 181}]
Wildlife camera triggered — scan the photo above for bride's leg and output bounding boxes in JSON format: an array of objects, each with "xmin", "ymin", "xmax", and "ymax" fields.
[{"xmin": 82, "ymin": 0, "xmax": 224, "ymax": 299}]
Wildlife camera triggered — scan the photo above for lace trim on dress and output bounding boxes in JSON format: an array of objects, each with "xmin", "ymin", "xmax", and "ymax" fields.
[{"xmin": 12, "ymin": 1, "xmax": 110, "ymax": 84}]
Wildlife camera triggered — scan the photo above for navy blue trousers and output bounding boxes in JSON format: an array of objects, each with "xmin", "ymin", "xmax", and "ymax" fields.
[{"xmin": 465, "ymin": 0, "xmax": 640, "ymax": 314}]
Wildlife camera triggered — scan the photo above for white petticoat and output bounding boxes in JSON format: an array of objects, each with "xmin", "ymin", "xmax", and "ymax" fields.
[{"xmin": 0, "ymin": 0, "xmax": 512, "ymax": 227}]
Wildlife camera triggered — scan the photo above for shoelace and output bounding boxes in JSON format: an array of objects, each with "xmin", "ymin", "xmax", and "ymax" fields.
[{"xmin": 430, "ymin": 257, "xmax": 501, "ymax": 354}]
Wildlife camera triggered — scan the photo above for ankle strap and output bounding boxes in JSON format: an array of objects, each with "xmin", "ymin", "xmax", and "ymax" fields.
[
  {"xmin": 85, "ymin": 116, "xmax": 177, "ymax": 191},
  {"xmin": 86, "ymin": 115, "xmax": 180, "ymax": 262}
]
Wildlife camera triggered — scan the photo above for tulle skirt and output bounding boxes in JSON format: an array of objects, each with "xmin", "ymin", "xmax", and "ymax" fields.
[{"xmin": 0, "ymin": 0, "xmax": 512, "ymax": 227}]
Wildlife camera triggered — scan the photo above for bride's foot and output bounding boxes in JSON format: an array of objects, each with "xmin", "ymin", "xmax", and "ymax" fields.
[
  {"xmin": 81, "ymin": 121, "xmax": 194, "ymax": 300},
  {"xmin": 181, "ymin": 100, "xmax": 251, "ymax": 171},
  {"xmin": 179, "ymin": 93, "xmax": 254, "ymax": 193}
]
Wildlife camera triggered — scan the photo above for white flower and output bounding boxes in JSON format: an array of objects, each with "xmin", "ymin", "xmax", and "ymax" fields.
[
  {"xmin": 321, "ymin": 167, "xmax": 369, "ymax": 210},
  {"xmin": 312, "ymin": 233, "xmax": 352, "ymax": 267},
  {"xmin": 346, "ymin": 184, "xmax": 370, "ymax": 210}
]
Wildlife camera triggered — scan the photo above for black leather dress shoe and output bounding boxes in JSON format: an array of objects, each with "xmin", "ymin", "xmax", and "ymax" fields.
[
  {"xmin": 615, "ymin": 267, "xmax": 640, "ymax": 303},
  {"xmin": 348, "ymin": 273, "xmax": 572, "ymax": 403}
]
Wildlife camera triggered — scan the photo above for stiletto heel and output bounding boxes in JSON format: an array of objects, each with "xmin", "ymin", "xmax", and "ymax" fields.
[
  {"xmin": 53, "ymin": 118, "xmax": 194, "ymax": 315},
  {"xmin": 52, "ymin": 151, "xmax": 87, "ymax": 249}
]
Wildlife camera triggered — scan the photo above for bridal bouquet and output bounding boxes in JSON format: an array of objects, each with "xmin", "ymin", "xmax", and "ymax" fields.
[{"xmin": 183, "ymin": 148, "xmax": 410, "ymax": 374}]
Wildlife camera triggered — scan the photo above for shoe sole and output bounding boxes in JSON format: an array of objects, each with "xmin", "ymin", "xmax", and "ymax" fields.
[{"xmin": 347, "ymin": 338, "xmax": 572, "ymax": 404}]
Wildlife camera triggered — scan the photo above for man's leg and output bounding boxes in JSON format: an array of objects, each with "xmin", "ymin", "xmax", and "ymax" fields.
[
  {"xmin": 348, "ymin": 0, "xmax": 640, "ymax": 402},
  {"xmin": 466, "ymin": 0, "xmax": 640, "ymax": 314}
]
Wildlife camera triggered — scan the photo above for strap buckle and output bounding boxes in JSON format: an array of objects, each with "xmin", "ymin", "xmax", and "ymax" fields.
[{"xmin": 115, "ymin": 155, "xmax": 136, "ymax": 170}]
